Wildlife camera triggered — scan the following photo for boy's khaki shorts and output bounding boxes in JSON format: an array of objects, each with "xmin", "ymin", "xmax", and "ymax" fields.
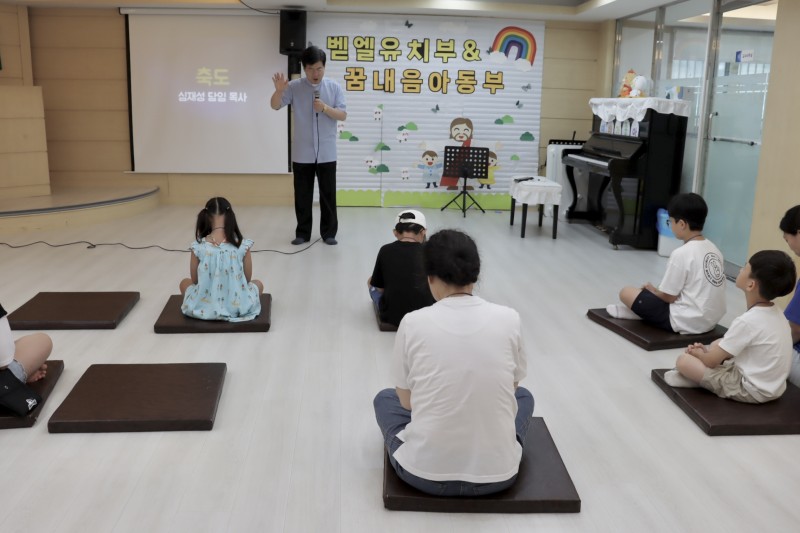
[{"xmin": 701, "ymin": 360, "xmax": 760, "ymax": 404}]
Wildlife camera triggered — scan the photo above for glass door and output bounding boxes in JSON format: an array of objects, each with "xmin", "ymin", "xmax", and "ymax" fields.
[{"xmin": 701, "ymin": 0, "xmax": 776, "ymax": 272}]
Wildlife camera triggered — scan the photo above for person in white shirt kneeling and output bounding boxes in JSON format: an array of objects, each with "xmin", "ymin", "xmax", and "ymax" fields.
[{"xmin": 373, "ymin": 229, "xmax": 533, "ymax": 496}]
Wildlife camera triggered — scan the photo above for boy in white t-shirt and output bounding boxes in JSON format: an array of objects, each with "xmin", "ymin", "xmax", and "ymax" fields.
[
  {"xmin": 607, "ymin": 193, "xmax": 726, "ymax": 334},
  {"xmin": 665, "ymin": 250, "xmax": 796, "ymax": 403}
]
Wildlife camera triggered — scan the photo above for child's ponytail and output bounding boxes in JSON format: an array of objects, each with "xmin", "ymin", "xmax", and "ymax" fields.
[
  {"xmin": 196, "ymin": 197, "xmax": 243, "ymax": 248},
  {"xmin": 195, "ymin": 205, "xmax": 212, "ymax": 242}
]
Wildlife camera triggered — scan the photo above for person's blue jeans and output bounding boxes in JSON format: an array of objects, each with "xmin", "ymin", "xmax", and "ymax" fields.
[
  {"xmin": 369, "ymin": 285, "xmax": 382, "ymax": 308},
  {"xmin": 373, "ymin": 386, "xmax": 534, "ymax": 496}
]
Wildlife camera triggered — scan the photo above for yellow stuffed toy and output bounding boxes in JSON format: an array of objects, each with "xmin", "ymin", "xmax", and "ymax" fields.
[{"xmin": 618, "ymin": 69, "xmax": 637, "ymax": 98}]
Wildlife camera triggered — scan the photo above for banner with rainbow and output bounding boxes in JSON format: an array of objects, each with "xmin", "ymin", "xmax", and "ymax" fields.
[
  {"xmin": 490, "ymin": 26, "xmax": 538, "ymax": 71},
  {"xmin": 308, "ymin": 14, "xmax": 545, "ymax": 208}
]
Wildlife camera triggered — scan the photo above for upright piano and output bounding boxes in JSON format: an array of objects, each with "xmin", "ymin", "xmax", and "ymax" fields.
[{"xmin": 562, "ymin": 98, "xmax": 689, "ymax": 249}]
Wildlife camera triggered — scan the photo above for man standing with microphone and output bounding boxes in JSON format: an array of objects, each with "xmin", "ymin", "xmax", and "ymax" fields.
[{"xmin": 271, "ymin": 45, "xmax": 347, "ymax": 245}]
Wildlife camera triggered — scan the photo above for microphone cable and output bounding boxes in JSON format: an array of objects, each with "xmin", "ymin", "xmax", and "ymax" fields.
[
  {"xmin": 314, "ymin": 89, "xmax": 321, "ymax": 164},
  {"xmin": 0, "ymin": 238, "xmax": 322, "ymax": 255}
]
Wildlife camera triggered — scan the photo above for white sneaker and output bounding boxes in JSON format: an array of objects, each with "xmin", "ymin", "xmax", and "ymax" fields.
[
  {"xmin": 664, "ymin": 369, "xmax": 699, "ymax": 388},
  {"xmin": 606, "ymin": 304, "xmax": 642, "ymax": 320}
]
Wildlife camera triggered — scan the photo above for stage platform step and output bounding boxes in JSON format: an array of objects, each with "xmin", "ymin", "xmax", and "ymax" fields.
[{"xmin": 0, "ymin": 185, "xmax": 160, "ymax": 232}]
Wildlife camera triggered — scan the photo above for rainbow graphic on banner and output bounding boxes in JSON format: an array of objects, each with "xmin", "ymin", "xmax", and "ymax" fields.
[{"xmin": 491, "ymin": 26, "xmax": 537, "ymax": 66}]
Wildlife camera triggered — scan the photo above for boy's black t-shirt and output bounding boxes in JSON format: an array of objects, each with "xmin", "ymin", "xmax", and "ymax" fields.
[{"xmin": 370, "ymin": 241, "xmax": 435, "ymax": 326}]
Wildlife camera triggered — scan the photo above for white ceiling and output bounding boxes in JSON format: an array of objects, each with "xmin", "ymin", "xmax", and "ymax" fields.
[
  {"xmin": 236, "ymin": 0, "xmax": 676, "ymax": 21},
  {"xmin": 7, "ymin": 0, "xmax": 686, "ymax": 22},
  {"xmin": 11, "ymin": 0, "xmax": 777, "ymax": 25}
]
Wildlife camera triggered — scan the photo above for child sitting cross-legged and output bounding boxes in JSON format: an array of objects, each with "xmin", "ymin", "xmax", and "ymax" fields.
[
  {"xmin": 664, "ymin": 250, "xmax": 797, "ymax": 403},
  {"xmin": 180, "ymin": 197, "xmax": 263, "ymax": 322},
  {"xmin": 607, "ymin": 193, "xmax": 726, "ymax": 334},
  {"xmin": 368, "ymin": 210, "xmax": 435, "ymax": 328}
]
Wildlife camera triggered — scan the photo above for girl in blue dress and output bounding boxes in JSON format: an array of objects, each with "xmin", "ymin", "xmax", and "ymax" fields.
[{"xmin": 180, "ymin": 197, "xmax": 263, "ymax": 322}]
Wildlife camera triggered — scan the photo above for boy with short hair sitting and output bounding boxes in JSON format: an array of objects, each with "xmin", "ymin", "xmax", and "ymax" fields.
[
  {"xmin": 607, "ymin": 193, "xmax": 726, "ymax": 334},
  {"xmin": 665, "ymin": 250, "xmax": 797, "ymax": 403},
  {"xmin": 368, "ymin": 210, "xmax": 435, "ymax": 327}
]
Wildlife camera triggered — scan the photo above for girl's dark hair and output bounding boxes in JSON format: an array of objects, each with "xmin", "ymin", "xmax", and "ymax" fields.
[
  {"xmin": 195, "ymin": 197, "xmax": 243, "ymax": 248},
  {"xmin": 301, "ymin": 46, "xmax": 326, "ymax": 67},
  {"xmin": 779, "ymin": 205, "xmax": 800, "ymax": 234},
  {"xmin": 423, "ymin": 229, "xmax": 480, "ymax": 286},
  {"xmin": 748, "ymin": 250, "xmax": 797, "ymax": 301}
]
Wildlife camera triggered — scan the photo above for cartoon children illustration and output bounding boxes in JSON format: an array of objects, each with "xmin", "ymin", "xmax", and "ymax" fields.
[
  {"xmin": 478, "ymin": 151, "xmax": 499, "ymax": 190},
  {"xmin": 418, "ymin": 150, "xmax": 442, "ymax": 189},
  {"xmin": 450, "ymin": 117, "xmax": 474, "ymax": 147}
]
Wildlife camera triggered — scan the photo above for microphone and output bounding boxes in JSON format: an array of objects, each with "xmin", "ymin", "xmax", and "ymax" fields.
[{"xmin": 314, "ymin": 90, "xmax": 320, "ymax": 116}]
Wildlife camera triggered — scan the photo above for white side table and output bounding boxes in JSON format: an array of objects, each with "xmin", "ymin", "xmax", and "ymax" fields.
[{"xmin": 509, "ymin": 178, "xmax": 563, "ymax": 239}]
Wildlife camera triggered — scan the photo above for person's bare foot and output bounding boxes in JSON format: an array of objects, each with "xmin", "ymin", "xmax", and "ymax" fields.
[{"xmin": 27, "ymin": 363, "xmax": 47, "ymax": 383}]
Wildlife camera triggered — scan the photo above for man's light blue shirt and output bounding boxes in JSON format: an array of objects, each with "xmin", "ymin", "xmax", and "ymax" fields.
[{"xmin": 279, "ymin": 77, "xmax": 346, "ymax": 164}]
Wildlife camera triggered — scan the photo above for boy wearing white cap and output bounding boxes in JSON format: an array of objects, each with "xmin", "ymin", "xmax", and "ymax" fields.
[{"xmin": 368, "ymin": 210, "xmax": 436, "ymax": 327}]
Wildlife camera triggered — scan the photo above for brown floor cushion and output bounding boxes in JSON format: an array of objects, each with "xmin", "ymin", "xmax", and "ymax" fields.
[
  {"xmin": 0, "ymin": 360, "xmax": 64, "ymax": 429},
  {"xmin": 154, "ymin": 294, "xmax": 272, "ymax": 333},
  {"xmin": 383, "ymin": 417, "xmax": 581, "ymax": 513},
  {"xmin": 652, "ymin": 368, "xmax": 800, "ymax": 436},
  {"xmin": 587, "ymin": 308, "xmax": 727, "ymax": 351},
  {"xmin": 8, "ymin": 292, "xmax": 139, "ymax": 330},
  {"xmin": 48, "ymin": 363, "xmax": 226, "ymax": 433},
  {"xmin": 373, "ymin": 299, "xmax": 398, "ymax": 332}
]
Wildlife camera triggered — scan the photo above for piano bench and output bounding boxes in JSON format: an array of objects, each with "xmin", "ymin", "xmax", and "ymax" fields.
[{"xmin": 509, "ymin": 178, "xmax": 562, "ymax": 239}]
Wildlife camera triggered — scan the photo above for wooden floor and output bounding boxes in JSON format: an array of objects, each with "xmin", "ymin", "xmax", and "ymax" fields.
[{"xmin": 1, "ymin": 205, "xmax": 798, "ymax": 533}]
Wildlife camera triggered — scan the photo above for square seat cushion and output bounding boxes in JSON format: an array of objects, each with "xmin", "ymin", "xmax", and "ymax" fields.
[
  {"xmin": 383, "ymin": 417, "xmax": 581, "ymax": 513},
  {"xmin": 373, "ymin": 299, "xmax": 398, "ymax": 332},
  {"xmin": 154, "ymin": 294, "xmax": 271, "ymax": 333},
  {"xmin": 48, "ymin": 363, "xmax": 226, "ymax": 433},
  {"xmin": 8, "ymin": 292, "xmax": 139, "ymax": 330},
  {"xmin": 587, "ymin": 308, "xmax": 726, "ymax": 351},
  {"xmin": 0, "ymin": 360, "xmax": 64, "ymax": 429},
  {"xmin": 652, "ymin": 368, "xmax": 800, "ymax": 436}
]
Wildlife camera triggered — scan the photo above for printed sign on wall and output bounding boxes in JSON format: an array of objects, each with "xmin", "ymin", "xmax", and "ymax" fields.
[{"xmin": 307, "ymin": 14, "xmax": 544, "ymax": 207}]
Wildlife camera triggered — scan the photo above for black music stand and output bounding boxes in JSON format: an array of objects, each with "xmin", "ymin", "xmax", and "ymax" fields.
[{"xmin": 440, "ymin": 146, "xmax": 489, "ymax": 217}]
